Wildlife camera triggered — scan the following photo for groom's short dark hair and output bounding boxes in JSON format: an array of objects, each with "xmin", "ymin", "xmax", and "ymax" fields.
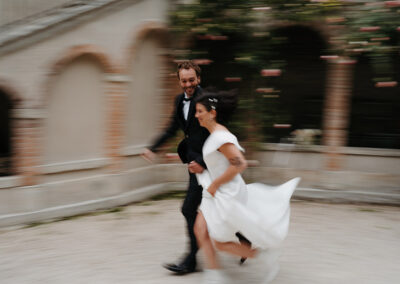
[{"xmin": 177, "ymin": 60, "xmax": 201, "ymax": 78}]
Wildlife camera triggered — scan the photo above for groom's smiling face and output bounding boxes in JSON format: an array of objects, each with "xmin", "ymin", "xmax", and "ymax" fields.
[{"xmin": 178, "ymin": 68, "xmax": 200, "ymax": 97}]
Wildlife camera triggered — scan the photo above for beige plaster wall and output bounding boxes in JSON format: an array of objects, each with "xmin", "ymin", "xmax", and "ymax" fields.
[{"xmin": 0, "ymin": 0, "xmax": 71, "ymax": 26}]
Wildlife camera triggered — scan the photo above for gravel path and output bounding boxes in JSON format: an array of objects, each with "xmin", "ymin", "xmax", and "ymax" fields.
[{"xmin": 0, "ymin": 198, "xmax": 399, "ymax": 283}]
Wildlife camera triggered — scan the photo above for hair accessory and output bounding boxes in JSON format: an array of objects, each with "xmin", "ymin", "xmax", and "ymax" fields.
[{"xmin": 208, "ymin": 97, "xmax": 218, "ymax": 109}]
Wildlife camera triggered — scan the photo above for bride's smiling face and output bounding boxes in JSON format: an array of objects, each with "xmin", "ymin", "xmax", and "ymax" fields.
[{"xmin": 195, "ymin": 103, "xmax": 215, "ymax": 127}]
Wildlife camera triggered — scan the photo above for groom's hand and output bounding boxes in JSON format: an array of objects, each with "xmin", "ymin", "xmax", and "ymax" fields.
[
  {"xmin": 141, "ymin": 148, "xmax": 156, "ymax": 163},
  {"xmin": 188, "ymin": 161, "xmax": 204, "ymax": 174}
]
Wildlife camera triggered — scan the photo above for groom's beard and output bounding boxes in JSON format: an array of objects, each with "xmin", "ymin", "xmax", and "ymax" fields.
[{"xmin": 184, "ymin": 85, "xmax": 198, "ymax": 96}]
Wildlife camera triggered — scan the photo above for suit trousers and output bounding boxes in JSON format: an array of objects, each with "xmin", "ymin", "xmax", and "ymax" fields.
[{"xmin": 180, "ymin": 172, "xmax": 203, "ymax": 266}]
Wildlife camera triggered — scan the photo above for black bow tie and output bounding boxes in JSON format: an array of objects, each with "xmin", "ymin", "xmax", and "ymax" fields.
[{"xmin": 183, "ymin": 97, "xmax": 192, "ymax": 102}]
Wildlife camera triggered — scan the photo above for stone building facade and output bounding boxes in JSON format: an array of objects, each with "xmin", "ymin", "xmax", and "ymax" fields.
[
  {"xmin": 0, "ymin": 0, "xmax": 399, "ymax": 227},
  {"xmin": 0, "ymin": 0, "xmax": 189, "ymax": 227}
]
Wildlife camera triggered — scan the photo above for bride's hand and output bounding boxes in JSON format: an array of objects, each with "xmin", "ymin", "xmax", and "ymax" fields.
[{"xmin": 207, "ymin": 184, "xmax": 218, "ymax": 197}]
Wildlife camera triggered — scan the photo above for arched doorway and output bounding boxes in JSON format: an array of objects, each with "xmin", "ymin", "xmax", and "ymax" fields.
[
  {"xmin": 260, "ymin": 25, "xmax": 328, "ymax": 143},
  {"xmin": 349, "ymin": 54, "xmax": 400, "ymax": 149},
  {"xmin": 0, "ymin": 89, "xmax": 12, "ymax": 176},
  {"xmin": 44, "ymin": 53, "xmax": 108, "ymax": 164},
  {"xmin": 125, "ymin": 26, "xmax": 170, "ymax": 150}
]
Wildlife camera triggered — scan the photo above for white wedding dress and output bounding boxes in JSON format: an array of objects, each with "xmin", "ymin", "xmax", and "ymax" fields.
[{"xmin": 197, "ymin": 130, "xmax": 300, "ymax": 251}]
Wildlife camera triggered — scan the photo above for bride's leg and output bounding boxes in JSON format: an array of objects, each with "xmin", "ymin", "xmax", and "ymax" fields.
[
  {"xmin": 194, "ymin": 211, "xmax": 220, "ymax": 269},
  {"xmin": 214, "ymin": 241, "xmax": 257, "ymax": 258}
]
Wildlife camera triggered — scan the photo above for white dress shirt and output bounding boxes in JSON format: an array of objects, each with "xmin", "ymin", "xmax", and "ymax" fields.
[{"xmin": 182, "ymin": 93, "xmax": 191, "ymax": 120}]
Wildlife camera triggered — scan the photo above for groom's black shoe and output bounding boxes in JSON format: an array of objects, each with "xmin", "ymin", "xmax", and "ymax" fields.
[{"xmin": 163, "ymin": 262, "xmax": 196, "ymax": 275}]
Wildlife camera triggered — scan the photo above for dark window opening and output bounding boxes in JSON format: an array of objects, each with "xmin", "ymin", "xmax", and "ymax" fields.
[
  {"xmin": 0, "ymin": 89, "xmax": 12, "ymax": 176},
  {"xmin": 261, "ymin": 25, "xmax": 327, "ymax": 144},
  {"xmin": 349, "ymin": 55, "xmax": 400, "ymax": 149}
]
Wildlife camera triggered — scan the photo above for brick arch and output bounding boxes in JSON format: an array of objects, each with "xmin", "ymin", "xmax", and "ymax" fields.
[
  {"xmin": 42, "ymin": 44, "xmax": 118, "ymax": 108},
  {"xmin": 124, "ymin": 21, "xmax": 171, "ymax": 72},
  {"xmin": 268, "ymin": 22, "xmax": 333, "ymax": 50},
  {"xmin": 258, "ymin": 23, "xmax": 330, "ymax": 144},
  {"xmin": 49, "ymin": 44, "xmax": 118, "ymax": 75},
  {"xmin": 123, "ymin": 21, "xmax": 175, "ymax": 151},
  {"xmin": 269, "ymin": 24, "xmax": 329, "ymax": 55},
  {"xmin": 36, "ymin": 44, "xmax": 117, "ymax": 172}
]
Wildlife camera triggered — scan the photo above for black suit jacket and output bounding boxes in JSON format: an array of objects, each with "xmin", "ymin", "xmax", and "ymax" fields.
[{"xmin": 149, "ymin": 87, "xmax": 209, "ymax": 169}]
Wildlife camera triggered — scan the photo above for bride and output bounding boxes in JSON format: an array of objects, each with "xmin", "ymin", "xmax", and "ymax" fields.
[{"xmin": 193, "ymin": 91, "xmax": 300, "ymax": 283}]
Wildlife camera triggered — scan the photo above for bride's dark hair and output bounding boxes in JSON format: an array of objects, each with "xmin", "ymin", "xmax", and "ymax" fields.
[{"xmin": 195, "ymin": 87, "xmax": 238, "ymax": 124}]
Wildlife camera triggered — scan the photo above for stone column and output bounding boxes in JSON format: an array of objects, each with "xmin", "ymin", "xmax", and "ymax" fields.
[
  {"xmin": 104, "ymin": 74, "xmax": 128, "ymax": 173},
  {"xmin": 322, "ymin": 59, "xmax": 355, "ymax": 170},
  {"xmin": 12, "ymin": 109, "xmax": 43, "ymax": 186}
]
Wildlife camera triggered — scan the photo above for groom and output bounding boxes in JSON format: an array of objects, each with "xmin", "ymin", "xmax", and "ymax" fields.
[{"xmin": 142, "ymin": 60, "xmax": 209, "ymax": 274}]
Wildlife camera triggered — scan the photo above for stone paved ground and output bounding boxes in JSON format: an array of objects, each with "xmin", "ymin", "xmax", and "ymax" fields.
[{"xmin": 0, "ymin": 198, "xmax": 399, "ymax": 284}]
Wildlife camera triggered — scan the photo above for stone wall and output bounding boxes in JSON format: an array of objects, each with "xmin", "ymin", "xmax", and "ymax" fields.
[{"xmin": 0, "ymin": 0, "xmax": 179, "ymax": 227}]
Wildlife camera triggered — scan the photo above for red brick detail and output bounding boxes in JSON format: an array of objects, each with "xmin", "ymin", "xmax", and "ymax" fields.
[
  {"xmin": 325, "ymin": 151, "xmax": 341, "ymax": 171},
  {"xmin": 322, "ymin": 59, "xmax": 354, "ymax": 170},
  {"xmin": 50, "ymin": 45, "xmax": 119, "ymax": 75},
  {"xmin": 12, "ymin": 119, "xmax": 41, "ymax": 186},
  {"xmin": 105, "ymin": 82, "xmax": 126, "ymax": 172}
]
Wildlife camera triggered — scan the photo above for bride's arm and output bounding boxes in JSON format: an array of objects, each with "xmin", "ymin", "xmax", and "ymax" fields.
[{"xmin": 207, "ymin": 143, "xmax": 247, "ymax": 196}]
